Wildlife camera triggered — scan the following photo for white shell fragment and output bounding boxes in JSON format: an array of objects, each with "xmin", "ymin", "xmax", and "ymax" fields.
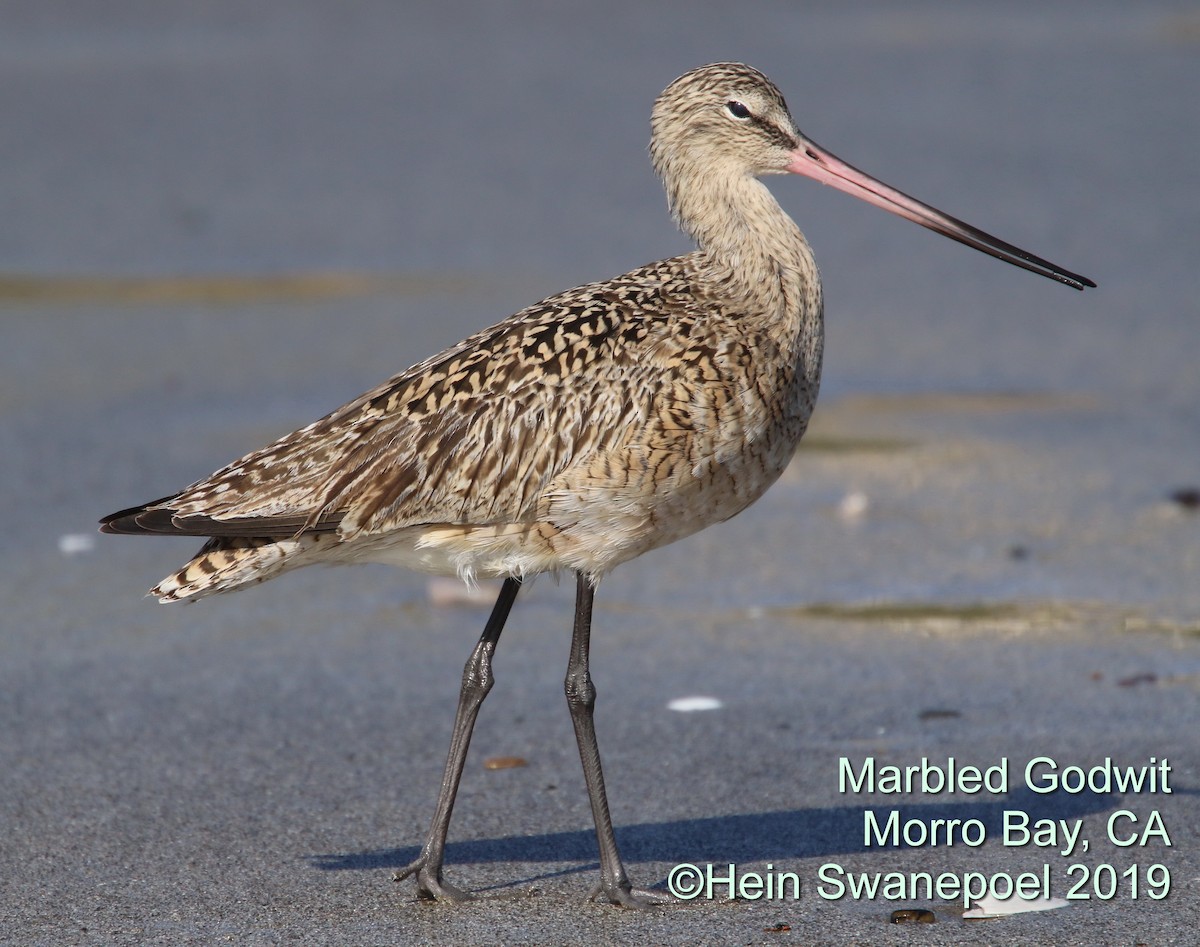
[
  {"xmin": 667, "ymin": 696, "xmax": 723, "ymax": 712},
  {"xmin": 426, "ymin": 577, "xmax": 503, "ymax": 606},
  {"xmin": 838, "ymin": 490, "xmax": 870, "ymax": 522},
  {"xmin": 964, "ymin": 893, "xmax": 1069, "ymax": 919},
  {"xmin": 58, "ymin": 533, "xmax": 96, "ymax": 556}
]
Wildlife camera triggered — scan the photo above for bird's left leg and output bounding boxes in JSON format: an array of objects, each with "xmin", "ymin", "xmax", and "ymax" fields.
[{"xmin": 394, "ymin": 575, "xmax": 521, "ymax": 901}]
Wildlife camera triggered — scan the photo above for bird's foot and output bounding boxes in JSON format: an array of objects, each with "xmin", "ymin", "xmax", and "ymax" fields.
[
  {"xmin": 589, "ymin": 879, "xmax": 672, "ymax": 909},
  {"xmin": 393, "ymin": 857, "xmax": 475, "ymax": 903}
]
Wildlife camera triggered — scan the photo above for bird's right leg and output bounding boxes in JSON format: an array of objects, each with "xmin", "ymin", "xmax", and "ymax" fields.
[
  {"xmin": 565, "ymin": 572, "xmax": 669, "ymax": 908},
  {"xmin": 393, "ymin": 576, "xmax": 521, "ymax": 901}
]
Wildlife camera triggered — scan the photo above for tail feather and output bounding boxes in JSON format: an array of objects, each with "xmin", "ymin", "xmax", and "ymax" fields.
[{"xmin": 151, "ymin": 534, "xmax": 328, "ymax": 603}]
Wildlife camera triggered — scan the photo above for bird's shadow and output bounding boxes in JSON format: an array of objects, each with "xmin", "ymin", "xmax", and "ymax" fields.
[{"xmin": 310, "ymin": 787, "xmax": 1120, "ymax": 882}]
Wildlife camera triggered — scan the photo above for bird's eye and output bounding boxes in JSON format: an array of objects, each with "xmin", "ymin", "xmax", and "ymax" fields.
[{"xmin": 725, "ymin": 100, "xmax": 751, "ymax": 120}]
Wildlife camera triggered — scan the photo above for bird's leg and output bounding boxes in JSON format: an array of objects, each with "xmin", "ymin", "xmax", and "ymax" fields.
[
  {"xmin": 565, "ymin": 572, "xmax": 669, "ymax": 908},
  {"xmin": 394, "ymin": 576, "xmax": 521, "ymax": 901}
]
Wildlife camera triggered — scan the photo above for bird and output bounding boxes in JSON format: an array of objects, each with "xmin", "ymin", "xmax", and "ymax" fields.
[{"xmin": 101, "ymin": 62, "xmax": 1094, "ymax": 908}]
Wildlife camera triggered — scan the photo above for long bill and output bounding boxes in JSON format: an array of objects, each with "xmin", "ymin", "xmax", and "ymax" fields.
[{"xmin": 785, "ymin": 137, "xmax": 1095, "ymax": 291}]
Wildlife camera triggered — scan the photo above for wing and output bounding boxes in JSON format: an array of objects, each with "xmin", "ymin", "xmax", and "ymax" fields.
[{"xmin": 101, "ymin": 255, "xmax": 719, "ymax": 541}]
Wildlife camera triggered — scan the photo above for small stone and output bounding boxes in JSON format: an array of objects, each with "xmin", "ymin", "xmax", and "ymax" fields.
[
  {"xmin": 890, "ymin": 908, "xmax": 936, "ymax": 924},
  {"xmin": 1169, "ymin": 487, "xmax": 1200, "ymax": 510},
  {"xmin": 483, "ymin": 756, "xmax": 527, "ymax": 770}
]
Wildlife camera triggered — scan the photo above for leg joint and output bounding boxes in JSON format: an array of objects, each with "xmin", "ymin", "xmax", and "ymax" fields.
[
  {"xmin": 564, "ymin": 668, "xmax": 596, "ymax": 710},
  {"xmin": 460, "ymin": 640, "xmax": 495, "ymax": 701}
]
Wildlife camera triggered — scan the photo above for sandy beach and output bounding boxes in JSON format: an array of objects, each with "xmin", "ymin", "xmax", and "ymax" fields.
[{"xmin": 2, "ymin": 3, "xmax": 1197, "ymax": 943}]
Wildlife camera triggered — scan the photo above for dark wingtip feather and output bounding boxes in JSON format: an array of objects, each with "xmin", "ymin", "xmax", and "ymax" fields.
[
  {"xmin": 100, "ymin": 495, "xmax": 344, "ymax": 538},
  {"xmin": 99, "ymin": 495, "xmax": 183, "ymax": 535}
]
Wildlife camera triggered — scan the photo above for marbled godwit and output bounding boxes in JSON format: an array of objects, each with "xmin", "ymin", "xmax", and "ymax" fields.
[{"xmin": 101, "ymin": 63, "xmax": 1093, "ymax": 907}]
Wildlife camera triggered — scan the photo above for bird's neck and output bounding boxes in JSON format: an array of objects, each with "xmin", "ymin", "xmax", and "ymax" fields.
[
  {"xmin": 669, "ymin": 168, "xmax": 825, "ymax": 420},
  {"xmin": 674, "ymin": 170, "xmax": 820, "ymax": 324},
  {"xmin": 671, "ymin": 170, "xmax": 823, "ymax": 369}
]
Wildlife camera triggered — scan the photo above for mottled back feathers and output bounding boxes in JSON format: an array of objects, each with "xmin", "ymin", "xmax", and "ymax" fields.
[{"xmin": 101, "ymin": 63, "xmax": 825, "ymax": 600}]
